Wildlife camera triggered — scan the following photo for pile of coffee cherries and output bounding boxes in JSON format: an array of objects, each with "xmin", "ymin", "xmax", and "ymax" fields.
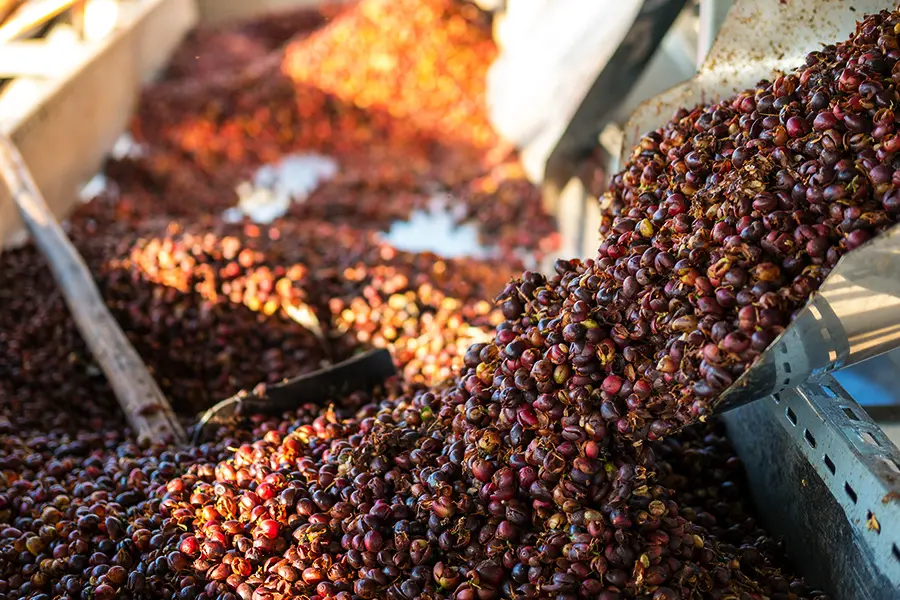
[
  {"xmin": 6, "ymin": 2, "xmax": 898, "ymax": 600},
  {"xmin": 107, "ymin": 218, "xmax": 511, "ymax": 410},
  {"xmin": 588, "ymin": 8, "xmax": 900, "ymax": 430}
]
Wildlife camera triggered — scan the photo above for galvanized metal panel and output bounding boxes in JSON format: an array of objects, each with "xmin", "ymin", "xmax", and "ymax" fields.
[{"xmin": 724, "ymin": 377, "xmax": 900, "ymax": 599}]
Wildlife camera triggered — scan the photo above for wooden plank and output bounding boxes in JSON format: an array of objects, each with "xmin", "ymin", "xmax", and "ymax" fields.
[
  {"xmin": 0, "ymin": 1, "xmax": 24, "ymax": 26},
  {"xmin": 111, "ymin": 0, "xmax": 144, "ymax": 24},
  {"xmin": 196, "ymin": 0, "xmax": 351, "ymax": 25},
  {"xmin": 0, "ymin": 38, "xmax": 94, "ymax": 78},
  {"xmin": 0, "ymin": 76, "xmax": 54, "ymax": 126},
  {"xmin": 0, "ymin": 26, "xmax": 138, "ymax": 248},
  {"xmin": 0, "ymin": 0, "xmax": 197, "ymax": 250},
  {"xmin": 0, "ymin": 0, "xmax": 79, "ymax": 43},
  {"xmin": 129, "ymin": 0, "xmax": 197, "ymax": 81}
]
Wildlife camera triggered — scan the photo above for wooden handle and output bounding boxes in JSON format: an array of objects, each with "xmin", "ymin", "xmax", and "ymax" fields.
[{"xmin": 0, "ymin": 134, "xmax": 187, "ymax": 446}]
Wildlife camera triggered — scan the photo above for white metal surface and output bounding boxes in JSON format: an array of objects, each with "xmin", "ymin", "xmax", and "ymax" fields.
[
  {"xmin": 696, "ymin": 0, "xmax": 731, "ymax": 66},
  {"xmin": 608, "ymin": 3, "xmax": 698, "ymax": 127},
  {"xmin": 488, "ymin": 1, "xmax": 644, "ymax": 181}
]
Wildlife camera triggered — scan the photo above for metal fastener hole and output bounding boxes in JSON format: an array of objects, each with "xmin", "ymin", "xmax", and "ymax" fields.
[
  {"xmin": 881, "ymin": 457, "xmax": 900, "ymax": 474},
  {"xmin": 823, "ymin": 454, "xmax": 835, "ymax": 475},
  {"xmin": 893, "ymin": 544, "xmax": 900, "ymax": 563},
  {"xmin": 772, "ymin": 393, "xmax": 781, "ymax": 404},
  {"xmin": 784, "ymin": 362, "xmax": 791, "ymax": 373},
  {"xmin": 842, "ymin": 406, "xmax": 860, "ymax": 421},
  {"xmin": 804, "ymin": 429, "xmax": 817, "ymax": 448},
  {"xmin": 859, "ymin": 431, "xmax": 882, "ymax": 447},
  {"xmin": 844, "ymin": 482, "xmax": 858, "ymax": 504},
  {"xmin": 786, "ymin": 407, "xmax": 797, "ymax": 426},
  {"xmin": 821, "ymin": 385, "xmax": 837, "ymax": 398}
]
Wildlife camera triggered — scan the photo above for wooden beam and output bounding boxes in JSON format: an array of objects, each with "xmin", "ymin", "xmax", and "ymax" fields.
[
  {"xmin": 0, "ymin": 0, "xmax": 198, "ymax": 249},
  {"xmin": 0, "ymin": 39, "xmax": 93, "ymax": 78},
  {"xmin": 196, "ymin": 0, "xmax": 353, "ymax": 25},
  {"xmin": 0, "ymin": 1, "xmax": 24, "ymax": 27},
  {"xmin": 0, "ymin": 0, "xmax": 79, "ymax": 43}
]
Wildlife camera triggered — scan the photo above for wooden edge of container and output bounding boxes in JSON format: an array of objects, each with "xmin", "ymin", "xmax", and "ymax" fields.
[
  {"xmin": 0, "ymin": 0, "xmax": 198, "ymax": 251},
  {"xmin": 128, "ymin": 0, "xmax": 198, "ymax": 82},
  {"xmin": 195, "ymin": 0, "xmax": 352, "ymax": 25}
]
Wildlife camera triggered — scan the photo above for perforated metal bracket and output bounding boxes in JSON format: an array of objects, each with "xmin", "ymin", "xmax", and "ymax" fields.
[
  {"xmin": 723, "ymin": 375, "xmax": 900, "ymax": 599},
  {"xmin": 790, "ymin": 378, "xmax": 899, "ymax": 571}
]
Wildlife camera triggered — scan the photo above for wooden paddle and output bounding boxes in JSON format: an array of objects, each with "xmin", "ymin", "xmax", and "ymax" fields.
[{"xmin": 0, "ymin": 133, "xmax": 188, "ymax": 445}]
